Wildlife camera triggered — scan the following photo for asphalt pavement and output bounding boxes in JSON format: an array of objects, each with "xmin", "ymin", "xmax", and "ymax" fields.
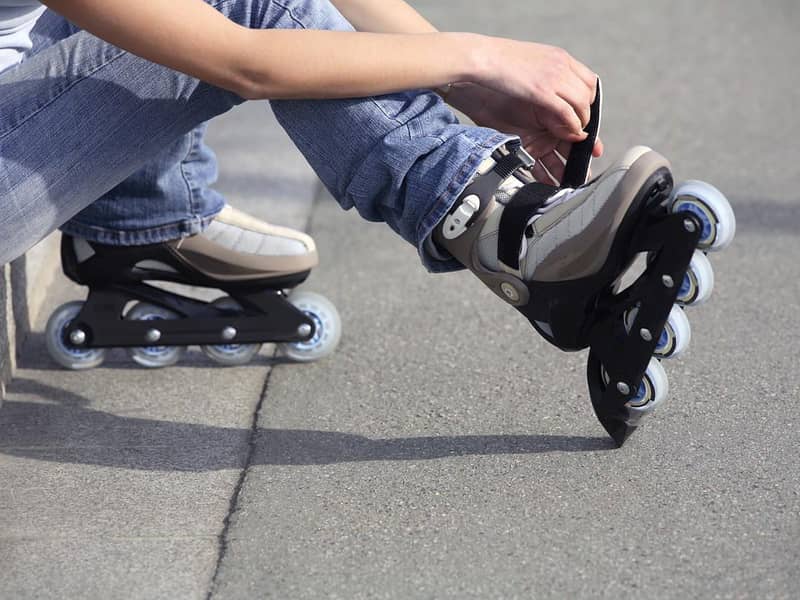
[{"xmin": 1, "ymin": 1, "xmax": 798, "ymax": 598}]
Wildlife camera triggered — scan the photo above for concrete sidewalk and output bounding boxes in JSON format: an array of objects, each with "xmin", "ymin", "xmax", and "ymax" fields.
[
  {"xmin": 0, "ymin": 101, "xmax": 317, "ymax": 599},
  {"xmin": 2, "ymin": 1, "xmax": 799, "ymax": 598}
]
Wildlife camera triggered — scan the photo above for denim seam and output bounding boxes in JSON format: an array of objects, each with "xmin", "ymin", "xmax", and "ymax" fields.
[
  {"xmin": 180, "ymin": 125, "xmax": 200, "ymax": 224},
  {"xmin": 61, "ymin": 219, "xmax": 197, "ymax": 237},
  {"xmin": 271, "ymin": 0, "xmax": 309, "ymax": 29},
  {"xmin": 0, "ymin": 45, "xmax": 127, "ymax": 143},
  {"xmin": 369, "ymin": 97, "xmax": 406, "ymax": 127}
]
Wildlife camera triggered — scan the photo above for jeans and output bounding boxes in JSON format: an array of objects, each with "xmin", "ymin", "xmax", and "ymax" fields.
[{"xmin": 0, "ymin": 0, "xmax": 513, "ymax": 270}]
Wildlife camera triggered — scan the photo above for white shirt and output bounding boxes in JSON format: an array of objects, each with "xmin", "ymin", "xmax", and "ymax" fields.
[{"xmin": 0, "ymin": 0, "xmax": 46, "ymax": 74}]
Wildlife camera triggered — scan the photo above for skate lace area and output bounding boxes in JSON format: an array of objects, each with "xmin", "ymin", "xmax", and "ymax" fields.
[
  {"xmin": 204, "ymin": 219, "xmax": 308, "ymax": 257},
  {"xmin": 518, "ymin": 187, "xmax": 578, "ymax": 263}
]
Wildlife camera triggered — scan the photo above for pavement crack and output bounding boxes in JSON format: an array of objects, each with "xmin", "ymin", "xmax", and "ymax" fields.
[{"xmin": 205, "ymin": 364, "xmax": 275, "ymax": 600}]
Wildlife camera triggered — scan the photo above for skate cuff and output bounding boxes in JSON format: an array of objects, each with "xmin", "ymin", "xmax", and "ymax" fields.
[{"xmin": 442, "ymin": 140, "xmax": 536, "ymax": 236}]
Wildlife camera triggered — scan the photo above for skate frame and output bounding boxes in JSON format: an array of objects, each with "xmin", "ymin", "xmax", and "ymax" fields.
[
  {"xmin": 63, "ymin": 283, "xmax": 316, "ymax": 348},
  {"xmin": 586, "ymin": 210, "xmax": 702, "ymax": 447}
]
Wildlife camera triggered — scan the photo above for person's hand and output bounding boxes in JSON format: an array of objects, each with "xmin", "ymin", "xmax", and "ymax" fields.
[
  {"xmin": 446, "ymin": 81, "xmax": 603, "ymax": 184},
  {"xmin": 453, "ymin": 37, "xmax": 602, "ymax": 183}
]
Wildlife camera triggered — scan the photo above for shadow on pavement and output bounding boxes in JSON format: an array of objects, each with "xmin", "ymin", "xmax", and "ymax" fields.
[{"xmin": 0, "ymin": 378, "xmax": 614, "ymax": 472}]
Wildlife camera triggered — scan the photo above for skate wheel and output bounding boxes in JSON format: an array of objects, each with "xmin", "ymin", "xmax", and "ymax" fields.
[
  {"xmin": 624, "ymin": 304, "xmax": 691, "ymax": 359},
  {"xmin": 201, "ymin": 297, "xmax": 262, "ymax": 366},
  {"xmin": 625, "ymin": 358, "xmax": 669, "ymax": 425},
  {"xmin": 599, "ymin": 357, "xmax": 668, "ymax": 424},
  {"xmin": 676, "ymin": 251, "xmax": 714, "ymax": 306},
  {"xmin": 278, "ymin": 290, "xmax": 341, "ymax": 362},
  {"xmin": 670, "ymin": 180, "xmax": 736, "ymax": 252},
  {"xmin": 656, "ymin": 305, "xmax": 691, "ymax": 359},
  {"xmin": 124, "ymin": 303, "xmax": 186, "ymax": 368},
  {"xmin": 45, "ymin": 301, "xmax": 107, "ymax": 370}
]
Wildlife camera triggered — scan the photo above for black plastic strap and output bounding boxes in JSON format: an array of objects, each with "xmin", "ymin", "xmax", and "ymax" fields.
[
  {"xmin": 562, "ymin": 79, "xmax": 602, "ymax": 189},
  {"xmin": 497, "ymin": 182, "xmax": 557, "ymax": 270}
]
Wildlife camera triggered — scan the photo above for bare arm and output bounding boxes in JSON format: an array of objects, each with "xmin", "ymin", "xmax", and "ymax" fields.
[
  {"xmin": 330, "ymin": 0, "xmax": 604, "ymax": 180},
  {"xmin": 42, "ymin": 0, "xmax": 598, "ymax": 162},
  {"xmin": 42, "ymin": 0, "xmax": 478, "ymax": 100}
]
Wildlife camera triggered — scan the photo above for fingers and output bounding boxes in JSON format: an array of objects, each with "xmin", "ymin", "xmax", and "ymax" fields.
[
  {"xmin": 556, "ymin": 66, "xmax": 596, "ymax": 128},
  {"xmin": 532, "ymin": 160, "xmax": 560, "ymax": 186},
  {"xmin": 538, "ymin": 150, "xmax": 566, "ymax": 184},
  {"xmin": 536, "ymin": 68, "xmax": 596, "ymax": 141},
  {"xmin": 539, "ymin": 95, "xmax": 587, "ymax": 143},
  {"xmin": 545, "ymin": 50, "xmax": 597, "ymax": 136},
  {"xmin": 592, "ymin": 135, "xmax": 604, "ymax": 157},
  {"xmin": 569, "ymin": 57, "xmax": 598, "ymax": 102}
]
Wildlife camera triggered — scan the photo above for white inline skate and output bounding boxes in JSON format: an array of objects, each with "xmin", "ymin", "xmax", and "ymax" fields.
[
  {"xmin": 45, "ymin": 205, "xmax": 342, "ymax": 369},
  {"xmin": 433, "ymin": 83, "xmax": 734, "ymax": 446}
]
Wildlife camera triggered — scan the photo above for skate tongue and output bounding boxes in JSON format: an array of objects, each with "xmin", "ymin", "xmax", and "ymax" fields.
[
  {"xmin": 562, "ymin": 79, "xmax": 602, "ymax": 188},
  {"xmin": 518, "ymin": 187, "xmax": 577, "ymax": 263}
]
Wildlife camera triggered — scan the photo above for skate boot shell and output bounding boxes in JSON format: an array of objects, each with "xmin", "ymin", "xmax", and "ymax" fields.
[
  {"xmin": 434, "ymin": 87, "xmax": 734, "ymax": 446},
  {"xmin": 45, "ymin": 205, "xmax": 341, "ymax": 369}
]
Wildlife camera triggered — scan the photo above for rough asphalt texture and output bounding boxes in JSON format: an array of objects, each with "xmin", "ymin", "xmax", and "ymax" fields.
[{"xmin": 1, "ymin": 1, "xmax": 798, "ymax": 598}]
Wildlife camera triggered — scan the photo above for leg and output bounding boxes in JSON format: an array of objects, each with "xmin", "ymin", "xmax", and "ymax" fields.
[
  {"xmin": 1, "ymin": 0, "xmax": 511, "ymax": 268},
  {"xmin": 265, "ymin": 2, "xmax": 513, "ymax": 271},
  {"xmin": 61, "ymin": 123, "xmax": 226, "ymax": 245},
  {"xmin": 27, "ymin": 9, "xmax": 226, "ymax": 246},
  {"xmin": 0, "ymin": 6, "xmax": 246, "ymax": 264}
]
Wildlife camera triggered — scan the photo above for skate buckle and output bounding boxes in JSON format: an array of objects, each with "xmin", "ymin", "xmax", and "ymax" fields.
[
  {"xmin": 442, "ymin": 195, "xmax": 481, "ymax": 240},
  {"xmin": 512, "ymin": 146, "xmax": 535, "ymax": 169}
]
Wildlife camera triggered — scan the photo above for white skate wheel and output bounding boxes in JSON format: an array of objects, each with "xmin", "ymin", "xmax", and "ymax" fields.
[
  {"xmin": 623, "ymin": 304, "xmax": 691, "ymax": 359},
  {"xmin": 278, "ymin": 290, "xmax": 342, "ymax": 362},
  {"xmin": 124, "ymin": 302, "xmax": 186, "ymax": 368},
  {"xmin": 201, "ymin": 297, "xmax": 262, "ymax": 366},
  {"xmin": 45, "ymin": 301, "xmax": 107, "ymax": 370},
  {"xmin": 670, "ymin": 180, "xmax": 736, "ymax": 252},
  {"xmin": 655, "ymin": 305, "xmax": 691, "ymax": 359},
  {"xmin": 625, "ymin": 358, "xmax": 668, "ymax": 425},
  {"xmin": 676, "ymin": 250, "xmax": 714, "ymax": 306}
]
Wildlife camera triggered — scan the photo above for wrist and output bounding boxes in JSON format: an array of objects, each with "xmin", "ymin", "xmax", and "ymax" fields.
[
  {"xmin": 442, "ymin": 32, "xmax": 489, "ymax": 85},
  {"xmin": 459, "ymin": 33, "xmax": 492, "ymax": 86}
]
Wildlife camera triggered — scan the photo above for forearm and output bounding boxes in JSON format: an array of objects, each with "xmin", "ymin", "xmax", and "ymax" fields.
[
  {"xmin": 238, "ymin": 29, "xmax": 480, "ymax": 99},
  {"xmin": 43, "ymin": 0, "xmax": 483, "ymax": 99},
  {"xmin": 329, "ymin": 0, "xmax": 438, "ymax": 33}
]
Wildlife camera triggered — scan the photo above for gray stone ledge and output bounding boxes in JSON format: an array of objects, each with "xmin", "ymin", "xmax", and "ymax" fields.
[{"xmin": 0, "ymin": 233, "xmax": 60, "ymax": 406}]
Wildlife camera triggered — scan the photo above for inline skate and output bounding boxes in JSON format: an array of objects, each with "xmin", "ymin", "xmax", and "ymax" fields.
[
  {"xmin": 433, "ymin": 84, "xmax": 735, "ymax": 446},
  {"xmin": 45, "ymin": 205, "xmax": 342, "ymax": 369}
]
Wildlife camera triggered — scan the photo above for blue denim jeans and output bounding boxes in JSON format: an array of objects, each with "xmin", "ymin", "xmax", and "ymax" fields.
[{"xmin": 0, "ymin": 0, "xmax": 513, "ymax": 270}]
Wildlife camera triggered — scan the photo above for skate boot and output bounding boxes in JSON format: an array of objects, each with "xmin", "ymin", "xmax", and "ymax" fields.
[
  {"xmin": 434, "ymin": 92, "xmax": 734, "ymax": 446},
  {"xmin": 45, "ymin": 205, "xmax": 341, "ymax": 369}
]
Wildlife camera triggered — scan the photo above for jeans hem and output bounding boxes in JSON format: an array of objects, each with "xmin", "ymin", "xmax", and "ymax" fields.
[{"xmin": 60, "ymin": 207, "xmax": 223, "ymax": 245}]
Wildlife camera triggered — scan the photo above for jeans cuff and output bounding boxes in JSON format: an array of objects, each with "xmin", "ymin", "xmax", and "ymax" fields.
[{"xmin": 60, "ymin": 210, "xmax": 222, "ymax": 245}]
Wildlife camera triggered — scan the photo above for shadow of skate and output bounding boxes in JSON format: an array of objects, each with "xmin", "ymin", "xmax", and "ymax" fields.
[{"xmin": 0, "ymin": 378, "xmax": 614, "ymax": 472}]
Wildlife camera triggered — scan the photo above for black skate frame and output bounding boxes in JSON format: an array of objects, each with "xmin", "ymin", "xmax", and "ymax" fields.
[
  {"xmin": 58, "ymin": 235, "xmax": 317, "ymax": 351},
  {"xmin": 63, "ymin": 283, "xmax": 316, "ymax": 349},
  {"xmin": 585, "ymin": 209, "xmax": 702, "ymax": 446}
]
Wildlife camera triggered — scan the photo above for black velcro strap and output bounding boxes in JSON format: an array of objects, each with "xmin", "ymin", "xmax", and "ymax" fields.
[
  {"xmin": 497, "ymin": 182, "xmax": 557, "ymax": 270},
  {"xmin": 562, "ymin": 79, "xmax": 602, "ymax": 189}
]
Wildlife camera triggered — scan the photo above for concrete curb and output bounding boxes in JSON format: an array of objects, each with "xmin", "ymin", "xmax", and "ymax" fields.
[{"xmin": 0, "ymin": 233, "xmax": 61, "ymax": 405}]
